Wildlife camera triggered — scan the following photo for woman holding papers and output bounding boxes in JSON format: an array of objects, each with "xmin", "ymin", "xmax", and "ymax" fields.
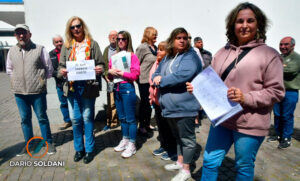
[
  {"xmin": 187, "ymin": 2, "xmax": 284, "ymax": 180},
  {"xmin": 108, "ymin": 31, "xmax": 140, "ymax": 158},
  {"xmin": 152, "ymin": 27, "xmax": 202, "ymax": 181},
  {"xmin": 136, "ymin": 27, "xmax": 158, "ymax": 134},
  {"xmin": 58, "ymin": 16, "xmax": 105, "ymax": 164}
]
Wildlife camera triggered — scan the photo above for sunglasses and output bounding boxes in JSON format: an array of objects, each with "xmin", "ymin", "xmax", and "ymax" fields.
[
  {"xmin": 70, "ymin": 24, "xmax": 82, "ymax": 30},
  {"xmin": 15, "ymin": 31, "xmax": 28, "ymax": 35},
  {"xmin": 117, "ymin": 38, "xmax": 127, "ymax": 41},
  {"xmin": 188, "ymin": 36, "xmax": 192, "ymax": 39}
]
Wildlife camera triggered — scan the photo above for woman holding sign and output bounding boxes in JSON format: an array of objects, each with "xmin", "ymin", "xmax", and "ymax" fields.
[
  {"xmin": 108, "ymin": 31, "xmax": 140, "ymax": 158},
  {"xmin": 187, "ymin": 2, "xmax": 284, "ymax": 180},
  {"xmin": 58, "ymin": 16, "xmax": 105, "ymax": 164}
]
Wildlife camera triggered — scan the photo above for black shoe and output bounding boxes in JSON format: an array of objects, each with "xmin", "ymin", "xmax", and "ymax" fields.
[
  {"xmin": 278, "ymin": 138, "xmax": 291, "ymax": 149},
  {"xmin": 267, "ymin": 135, "xmax": 281, "ymax": 142},
  {"xmin": 74, "ymin": 151, "xmax": 85, "ymax": 162},
  {"xmin": 83, "ymin": 152, "xmax": 94, "ymax": 164}
]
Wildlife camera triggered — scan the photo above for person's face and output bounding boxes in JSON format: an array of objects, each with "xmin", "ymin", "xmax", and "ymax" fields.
[
  {"xmin": 157, "ymin": 46, "xmax": 166, "ymax": 62},
  {"xmin": 194, "ymin": 40, "xmax": 203, "ymax": 49},
  {"xmin": 117, "ymin": 34, "xmax": 128, "ymax": 51},
  {"xmin": 15, "ymin": 29, "xmax": 31, "ymax": 47},
  {"xmin": 53, "ymin": 37, "xmax": 63, "ymax": 50},
  {"xmin": 173, "ymin": 33, "xmax": 188, "ymax": 53},
  {"xmin": 151, "ymin": 32, "xmax": 157, "ymax": 44},
  {"xmin": 109, "ymin": 32, "xmax": 117, "ymax": 44},
  {"xmin": 234, "ymin": 8, "xmax": 258, "ymax": 46},
  {"xmin": 280, "ymin": 37, "xmax": 294, "ymax": 56},
  {"xmin": 70, "ymin": 19, "xmax": 83, "ymax": 41}
]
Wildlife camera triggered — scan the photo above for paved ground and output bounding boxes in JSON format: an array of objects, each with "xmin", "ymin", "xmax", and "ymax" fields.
[{"xmin": 0, "ymin": 72, "xmax": 299, "ymax": 181}]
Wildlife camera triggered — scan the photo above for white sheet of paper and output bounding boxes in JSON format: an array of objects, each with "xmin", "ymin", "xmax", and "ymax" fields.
[
  {"xmin": 111, "ymin": 51, "xmax": 131, "ymax": 83},
  {"xmin": 191, "ymin": 66, "xmax": 243, "ymax": 127},
  {"xmin": 66, "ymin": 59, "xmax": 96, "ymax": 81}
]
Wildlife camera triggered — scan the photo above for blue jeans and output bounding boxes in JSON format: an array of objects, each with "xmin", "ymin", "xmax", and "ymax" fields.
[
  {"xmin": 15, "ymin": 93, "xmax": 53, "ymax": 144},
  {"xmin": 67, "ymin": 82, "xmax": 95, "ymax": 153},
  {"xmin": 201, "ymin": 125, "xmax": 264, "ymax": 181},
  {"xmin": 273, "ymin": 90, "xmax": 298, "ymax": 139},
  {"xmin": 56, "ymin": 86, "xmax": 71, "ymax": 123},
  {"xmin": 114, "ymin": 83, "xmax": 137, "ymax": 142}
]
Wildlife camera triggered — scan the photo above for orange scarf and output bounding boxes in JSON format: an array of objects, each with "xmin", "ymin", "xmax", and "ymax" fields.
[{"xmin": 68, "ymin": 38, "xmax": 91, "ymax": 92}]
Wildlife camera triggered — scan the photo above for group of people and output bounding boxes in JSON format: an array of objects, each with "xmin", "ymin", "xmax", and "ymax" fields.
[{"xmin": 6, "ymin": 2, "xmax": 300, "ymax": 181}]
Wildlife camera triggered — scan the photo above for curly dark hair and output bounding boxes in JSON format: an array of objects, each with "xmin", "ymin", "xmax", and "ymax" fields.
[
  {"xmin": 225, "ymin": 2, "xmax": 269, "ymax": 46},
  {"xmin": 166, "ymin": 27, "xmax": 191, "ymax": 57}
]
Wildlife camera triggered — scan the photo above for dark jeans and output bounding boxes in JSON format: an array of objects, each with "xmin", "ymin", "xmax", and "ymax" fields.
[
  {"xmin": 15, "ymin": 93, "xmax": 53, "ymax": 144},
  {"xmin": 56, "ymin": 86, "xmax": 71, "ymax": 123},
  {"xmin": 138, "ymin": 83, "xmax": 152, "ymax": 128},
  {"xmin": 167, "ymin": 117, "xmax": 196, "ymax": 164},
  {"xmin": 273, "ymin": 90, "xmax": 298, "ymax": 139},
  {"xmin": 154, "ymin": 104, "xmax": 177, "ymax": 155}
]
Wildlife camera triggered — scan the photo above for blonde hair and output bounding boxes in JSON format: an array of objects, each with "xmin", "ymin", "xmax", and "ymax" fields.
[
  {"xmin": 158, "ymin": 41, "xmax": 167, "ymax": 51},
  {"xmin": 64, "ymin": 16, "xmax": 93, "ymax": 48},
  {"xmin": 141, "ymin": 27, "xmax": 157, "ymax": 44}
]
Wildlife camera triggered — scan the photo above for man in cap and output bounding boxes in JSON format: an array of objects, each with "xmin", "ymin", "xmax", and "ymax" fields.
[
  {"xmin": 49, "ymin": 35, "xmax": 72, "ymax": 130},
  {"xmin": 6, "ymin": 24, "xmax": 56, "ymax": 156}
]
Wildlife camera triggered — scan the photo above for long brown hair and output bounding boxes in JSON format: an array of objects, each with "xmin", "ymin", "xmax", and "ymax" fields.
[
  {"xmin": 225, "ymin": 2, "xmax": 268, "ymax": 46},
  {"xmin": 116, "ymin": 30, "xmax": 134, "ymax": 53},
  {"xmin": 166, "ymin": 27, "xmax": 190, "ymax": 57}
]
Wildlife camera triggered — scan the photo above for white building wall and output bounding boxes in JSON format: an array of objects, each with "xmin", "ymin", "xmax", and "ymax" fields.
[{"xmin": 24, "ymin": 0, "xmax": 300, "ymax": 54}]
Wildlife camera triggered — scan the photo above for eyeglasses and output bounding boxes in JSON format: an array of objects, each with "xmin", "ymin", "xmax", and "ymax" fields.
[
  {"xmin": 70, "ymin": 24, "xmax": 82, "ymax": 30},
  {"xmin": 117, "ymin": 38, "xmax": 127, "ymax": 41},
  {"xmin": 188, "ymin": 36, "xmax": 192, "ymax": 40}
]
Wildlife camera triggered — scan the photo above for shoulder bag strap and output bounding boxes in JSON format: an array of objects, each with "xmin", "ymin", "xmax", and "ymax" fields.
[{"xmin": 221, "ymin": 47, "xmax": 253, "ymax": 81}]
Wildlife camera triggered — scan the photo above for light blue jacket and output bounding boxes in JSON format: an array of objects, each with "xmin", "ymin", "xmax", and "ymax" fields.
[{"xmin": 152, "ymin": 47, "xmax": 202, "ymax": 118}]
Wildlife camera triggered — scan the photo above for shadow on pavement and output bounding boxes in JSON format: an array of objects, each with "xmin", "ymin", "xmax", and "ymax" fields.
[
  {"xmin": 0, "ymin": 142, "xmax": 25, "ymax": 166},
  {"xmin": 192, "ymin": 157, "xmax": 237, "ymax": 181}
]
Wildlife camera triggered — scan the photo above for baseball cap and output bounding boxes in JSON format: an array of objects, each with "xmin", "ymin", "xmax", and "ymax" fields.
[{"xmin": 14, "ymin": 24, "xmax": 30, "ymax": 32}]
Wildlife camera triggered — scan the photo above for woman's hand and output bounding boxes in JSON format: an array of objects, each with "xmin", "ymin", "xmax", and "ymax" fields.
[
  {"xmin": 186, "ymin": 82, "xmax": 193, "ymax": 94},
  {"xmin": 94, "ymin": 66, "xmax": 103, "ymax": 75},
  {"xmin": 60, "ymin": 68, "xmax": 68, "ymax": 77},
  {"xmin": 115, "ymin": 69, "xmax": 124, "ymax": 77},
  {"xmin": 108, "ymin": 68, "xmax": 120, "ymax": 76},
  {"xmin": 153, "ymin": 76, "xmax": 162, "ymax": 86},
  {"xmin": 227, "ymin": 87, "xmax": 244, "ymax": 104}
]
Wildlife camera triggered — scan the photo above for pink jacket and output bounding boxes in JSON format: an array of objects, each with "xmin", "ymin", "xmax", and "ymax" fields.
[
  {"xmin": 109, "ymin": 53, "xmax": 140, "ymax": 84},
  {"xmin": 149, "ymin": 60, "xmax": 160, "ymax": 105},
  {"xmin": 212, "ymin": 40, "xmax": 285, "ymax": 136}
]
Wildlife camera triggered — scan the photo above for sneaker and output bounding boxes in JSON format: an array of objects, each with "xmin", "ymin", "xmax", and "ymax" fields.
[
  {"xmin": 171, "ymin": 169, "xmax": 191, "ymax": 181},
  {"xmin": 121, "ymin": 142, "xmax": 136, "ymax": 158},
  {"xmin": 164, "ymin": 162, "xmax": 183, "ymax": 171},
  {"xmin": 267, "ymin": 135, "xmax": 281, "ymax": 142},
  {"xmin": 16, "ymin": 146, "xmax": 28, "ymax": 157},
  {"xmin": 59, "ymin": 122, "xmax": 72, "ymax": 130},
  {"xmin": 103, "ymin": 125, "xmax": 111, "ymax": 131},
  {"xmin": 47, "ymin": 143, "xmax": 56, "ymax": 155},
  {"xmin": 114, "ymin": 139, "xmax": 129, "ymax": 152},
  {"xmin": 278, "ymin": 138, "xmax": 291, "ymax": 149},
  {"xmin": 152, "ymin": 147, "xmax": 165, "ymax": 156},
  {"xmin": 161, "ymin": 152, "xmax": 177, "ymax": 161}
]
